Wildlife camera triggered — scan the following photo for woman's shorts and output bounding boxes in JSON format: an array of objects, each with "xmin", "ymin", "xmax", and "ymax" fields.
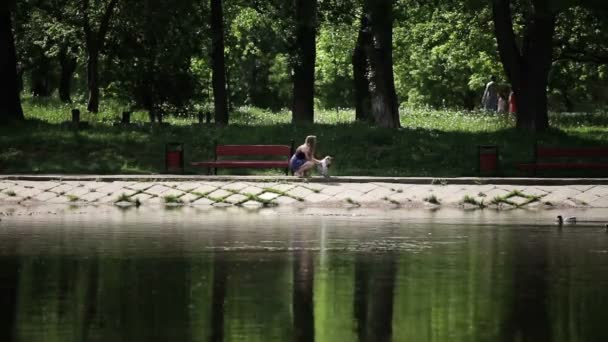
[{"xmin": 290, "ymin": 158, "xmax": 306, "ymax": 172}]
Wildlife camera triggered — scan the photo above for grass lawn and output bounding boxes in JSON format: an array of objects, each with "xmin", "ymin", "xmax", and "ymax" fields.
[{"xmin": 1, "ymin": 97, "xmax": 607, "ymax": 177}]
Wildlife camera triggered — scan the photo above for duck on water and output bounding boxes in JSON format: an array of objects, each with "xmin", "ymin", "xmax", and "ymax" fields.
[{"xmin": 556, "ymin": 215, "xmax": 608, "ymax": 231}]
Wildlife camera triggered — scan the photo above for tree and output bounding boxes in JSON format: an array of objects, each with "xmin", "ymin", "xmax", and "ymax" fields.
[
  {"xmin": 353, "ymin": 13, "xmax": 373, "ymax": 122},
  {"xmin": 353, "ymin": 0, "xmax": 401, "ymax": 128},
  {"xmin": 211, "ymin": 0, "xmax": 229, "ymax": 126},
  {"xmin": 292, "ymin": 0, "xmax": 317, "ymax": 124},
  {"xmin": 108, "ymin": 0, "xmax": 203, "ymax": 121},
  {"xmin": 82, "ymin": 0, "xmax": 118, "ymax": 113},
  {"xmin": 0, "ymin": 2, "xmax": 24, "ymax": 123},
  {"xmin": 58, "ymin": 44, "xmax": 78, "ymax": 103},
  {"xmin": 491, "ymin": 0, "xmax": 608, "ymax": 131},
  {"xmin": 491, "ymin": 0, "xmax": 556, "ymax": 131}
]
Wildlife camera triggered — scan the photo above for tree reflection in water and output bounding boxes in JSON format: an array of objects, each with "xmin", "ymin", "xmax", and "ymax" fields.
[{"xmin": 2, "ymin": 221, "xmax": 608, "ymax": 341}]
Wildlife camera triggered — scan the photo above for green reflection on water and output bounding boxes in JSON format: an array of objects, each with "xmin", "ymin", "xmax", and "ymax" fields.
[{"xmin": 3, "ymin": 223, "xmax": 608, "ymax": 341}]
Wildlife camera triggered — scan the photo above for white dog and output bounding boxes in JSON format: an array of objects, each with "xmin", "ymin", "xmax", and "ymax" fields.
[{"xmin": 317, "ymin": 156, "xmax": 333, "ymax": 178}]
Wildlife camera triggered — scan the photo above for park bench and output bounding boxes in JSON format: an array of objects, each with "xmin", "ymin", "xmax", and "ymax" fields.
[
  {"xmin": 517, "ymin": 144, "xmax": 608, "ymax": 176},
  {"xmin": 192, "ymin": 141, "xmax": 294, "ymax": 175}
]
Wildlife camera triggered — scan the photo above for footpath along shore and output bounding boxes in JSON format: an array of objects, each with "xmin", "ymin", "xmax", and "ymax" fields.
[{"xmin": 1, "ymin": 175, "xmax": 608, "ymax": 210}]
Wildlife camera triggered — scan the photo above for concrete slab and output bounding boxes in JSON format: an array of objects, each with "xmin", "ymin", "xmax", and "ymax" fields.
[
  {"xmin": 222, "ymin": 182, "xmax": 250, "ymax": 192},
  {"xmin": 304, "ymin": 193, "xmax": 332, "ymax": 203},
  {"xmin": 341, "ymin": 182, "xmax": 378, "ymax": 193},
  {"xmin": 79, "ymin": 192, "xmax": 108, "ymax": 202},
  {"xmin": 275, "ymin": 196, "xmax": 297, "ymax": 205},
  {"xmin": 586, "ymin": 186, "xmax": 608, "ymax": 196},
  {"xmin": 518, "ymin": 187, "xmax": 548, "ymax": 197},
  {"xmin": 65, "ymin": 187, "xmax": 92, "ymax": 197},
  {"xmin": 242, "ymin": 200, "xmax": 264, "ymax": 208},
  {"xmin": 191, "ymin": 197, "xmax": 214, "ymax": 206},
  {"xmin": 47, "ymin": 183, "xmax": 76, "ymax": 194},
  {"xmin": 225, "ymin": 194, "xmax": 248, "ymax": 204},
  {"xmin": 286, "ymin": 187, "xmax": 314, "ymax": 199},
  {"xmin": 5, "ymin": 177, "xmax": 608, "ymax": 210},
  {"xmin": 128, "ymin": 182, "xmax": 157, "ymax": 191},
  {"xmin": 33, "ymin": 191, "xmax": 59, "ymax": 202},
  {"xmin": 508, "ymin": 196, "xmax": 529, "ymax": 206},
  {"xmin": 191, "ymin": 184, "xmax": 219, "ymax": 195},
  {"xmin": 270, "ymin": 183, "xmax": 298, "ymax": 193},
  {"xmin": 161, "ymin": 189, "xmax": 186, "ymax": 198},
  {"xmin": 358, "ymin": 187, "xmax": 394, "ymax": 202},
  {"xmin": 175, "ymin": 182, "xmax": 202, "ymax": 192},
  {"xmin": 259, "ymin": 192, "xmax": 280, "ymax": 201},
  {"xmin": 331, "ymin": 189, "xmax": 364, "ymax": 201},
  {"xmin": 542, "ymin": 188, "xmax": 582, "ymax": 203},
  {"xmin": 320, "ymin": 184, "xmax": 348, "ymax": 196},
  {"xmin": 572, "ymin": 192, "xmax": 601, "ymax": 205},
  {"xmin": 130, "ymin": 193, "xmax": 154, "ymax": 203},
  {"xmin": 180, "ymin": 193, "xmax": 200, "ymax": 204},
  {"xmin": 240, "ymin": 186, "xmax": 265, "ymax": 196},
  {"xmin": 206, "ymin": 189, "xmax": 232, "ymax": 201},
  {"xmin": 46, "ymin": 196, "xmax": 72, "ymax": 204},
  {"xmin": 589, "ymin": 196, "xmax": 608, "ymax": 208}
]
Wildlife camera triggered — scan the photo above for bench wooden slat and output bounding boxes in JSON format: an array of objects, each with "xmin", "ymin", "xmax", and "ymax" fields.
[
  {"xmin": 519, "ymin": 145, "xmax": 608, "ymax": 175},
  {"xmin": 192, "ymin": 161, "xmax": 289, "ymax": 168},
  {"xmin": 537, "ymin": 147, "xmax": 608, "ymax": 158},
  {"xmin": 192, "ymin": 142, "xmax": 294, "ymax": 175},
  {"xmin": 216, "ymin": 145, "xmax": 291, "ymax": 156},
  {"xmin": 519, "ymin": 163, "xmax": 608, "ymax": 170}
]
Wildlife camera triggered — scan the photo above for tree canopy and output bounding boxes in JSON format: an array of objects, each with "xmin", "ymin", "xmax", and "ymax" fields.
[{"xmin": 1, "ymin": 0, "xmax": 606, "ymax": 129}]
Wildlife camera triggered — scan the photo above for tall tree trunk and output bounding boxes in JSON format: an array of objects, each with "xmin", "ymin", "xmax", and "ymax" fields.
[
  {"xmin": 292, "ymin": 0, "xmax": 317, "ymax": 124},
  {"xmin": 353, "ymin": 14, "xmax": 373, "ymax": 122},
  {"xmin": 59, "ymin": 46, "xmax": 76, "ymax": 103},
  {"xmin": 0, "ymin": 256, "xmax": 19, "ymax": 341},
  {"xmin": 367, "ymin": 255, "xmax": 396, "ymax": 342},
  {"xmin": 501, "ymin": 232, "xmax": 551, "ymax": 341},
  {"xmin": 59, "ymin": 45, "xmax": 77, "ymax": 103},
  {"xmin": 210, "ymin": 253, "xmax": 227, "ymax": 342},
  {"xmin": 86, "ymin": 49, "xmax": 100, "ymax": 112},
  {"xmin": 492, "ymin": 0, "xmax": 556, "ymax": 132},
  {"xmin": 83, "ymin": 0, "xmax": 118, "ymax": 113},
  {"xmin": 30, "ymin": 55, "xmax": 52, "ymax": 97},
  {"xmin": 354, "ymin": 254, "xmax": 397, "ymax": 342},
  {"xmin": 362, "ymin": 0, "xmax": 401, "ymax": 128},
  {"xmin": 354, "ymin": 255, "xmax": 369, "ymax": 341},
  {"xmin": 0, "ymin": 9, "xmax": 24, "ymax": 123},
  {"xmin": 293, "ymin": 248, "xmax": 314, "ymax": 342},
  {"xmin": 210, "ymin": 0, "xmax": 228, "ymax": 126}
]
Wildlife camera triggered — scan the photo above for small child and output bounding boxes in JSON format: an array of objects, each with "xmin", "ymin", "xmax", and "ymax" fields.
[{"xmin": 497, "ymin": 92, "xmax": 508, "ymax": 113}]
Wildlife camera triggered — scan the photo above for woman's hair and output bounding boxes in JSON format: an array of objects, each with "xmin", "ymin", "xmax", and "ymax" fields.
[{"xmin": 305, "ymin": 135, "xmax": 316, "ymax": 149}]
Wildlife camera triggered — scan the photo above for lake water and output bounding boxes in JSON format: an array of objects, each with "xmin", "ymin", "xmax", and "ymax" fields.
[{"xmin": 1, "ymin": 207, "xmax": 608, "ymax": 341}]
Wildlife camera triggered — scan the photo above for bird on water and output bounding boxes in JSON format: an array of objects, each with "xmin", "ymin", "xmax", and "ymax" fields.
[{"xmin": 557, "ymin": 215, "xmax": 577, "ymax": 226}]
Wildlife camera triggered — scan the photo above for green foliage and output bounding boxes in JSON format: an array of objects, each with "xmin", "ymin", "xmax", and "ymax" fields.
[
  {"xmin": 315, "ymin": 22, "xmax": 357, "ymax": 109},
  {"xmin": 4, "ymin": 100, "xmax": 608, "ymax": 177},
  {"xmin": 393, "ymin": 3, "xmax": 503, "ymax": 109},
  {"xmin": 106, "ymin": 0, "xmax": 206, "ymax": 114},
  {"xmin": 10, "ymin": 0, "xmax": 608, "ymax": 115}
]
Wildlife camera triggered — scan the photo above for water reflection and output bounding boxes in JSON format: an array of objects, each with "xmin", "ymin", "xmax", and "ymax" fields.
[{"xmin": 1, "ymin": 215, "xmax": 608, "ymax": 341}]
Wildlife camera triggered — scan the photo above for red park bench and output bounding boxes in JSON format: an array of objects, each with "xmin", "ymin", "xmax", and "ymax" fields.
[
  {"xmin": 517, "ymin": 144, "xmax": 608, "ymax": 176},
  {"xmin": 192, "ymin": 141, "xmax": 295, "ymax": 175}
]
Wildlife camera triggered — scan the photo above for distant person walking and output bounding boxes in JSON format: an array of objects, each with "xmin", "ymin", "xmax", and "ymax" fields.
[
  {"xmin": 481, "ymin": 76, "xmax": 498, "ymax": 112},
  {"xmin": 508, "ymin": 90, "xmax": 517, "ymax": 114}
]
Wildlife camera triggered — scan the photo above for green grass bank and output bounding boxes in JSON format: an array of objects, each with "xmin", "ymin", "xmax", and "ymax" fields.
[{"xmin": 1, "ymin": 97, "xmax": 607, "ymax": 177}]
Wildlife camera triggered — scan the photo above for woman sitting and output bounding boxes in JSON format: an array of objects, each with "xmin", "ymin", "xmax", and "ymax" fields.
[{"xmin": 290, "ymin": 135, "xmax": 320, "ymax": 177}]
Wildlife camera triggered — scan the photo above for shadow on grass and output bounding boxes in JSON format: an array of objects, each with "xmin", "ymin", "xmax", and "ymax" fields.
[{"xmin": 1, "ymin": 119, "xmax": 607, "ymax": 177}]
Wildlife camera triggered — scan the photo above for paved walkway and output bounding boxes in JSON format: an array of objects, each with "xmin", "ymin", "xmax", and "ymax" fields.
[{"xmin": 1, "ymin": 176, "xmax": 608, "ymax": 209}]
